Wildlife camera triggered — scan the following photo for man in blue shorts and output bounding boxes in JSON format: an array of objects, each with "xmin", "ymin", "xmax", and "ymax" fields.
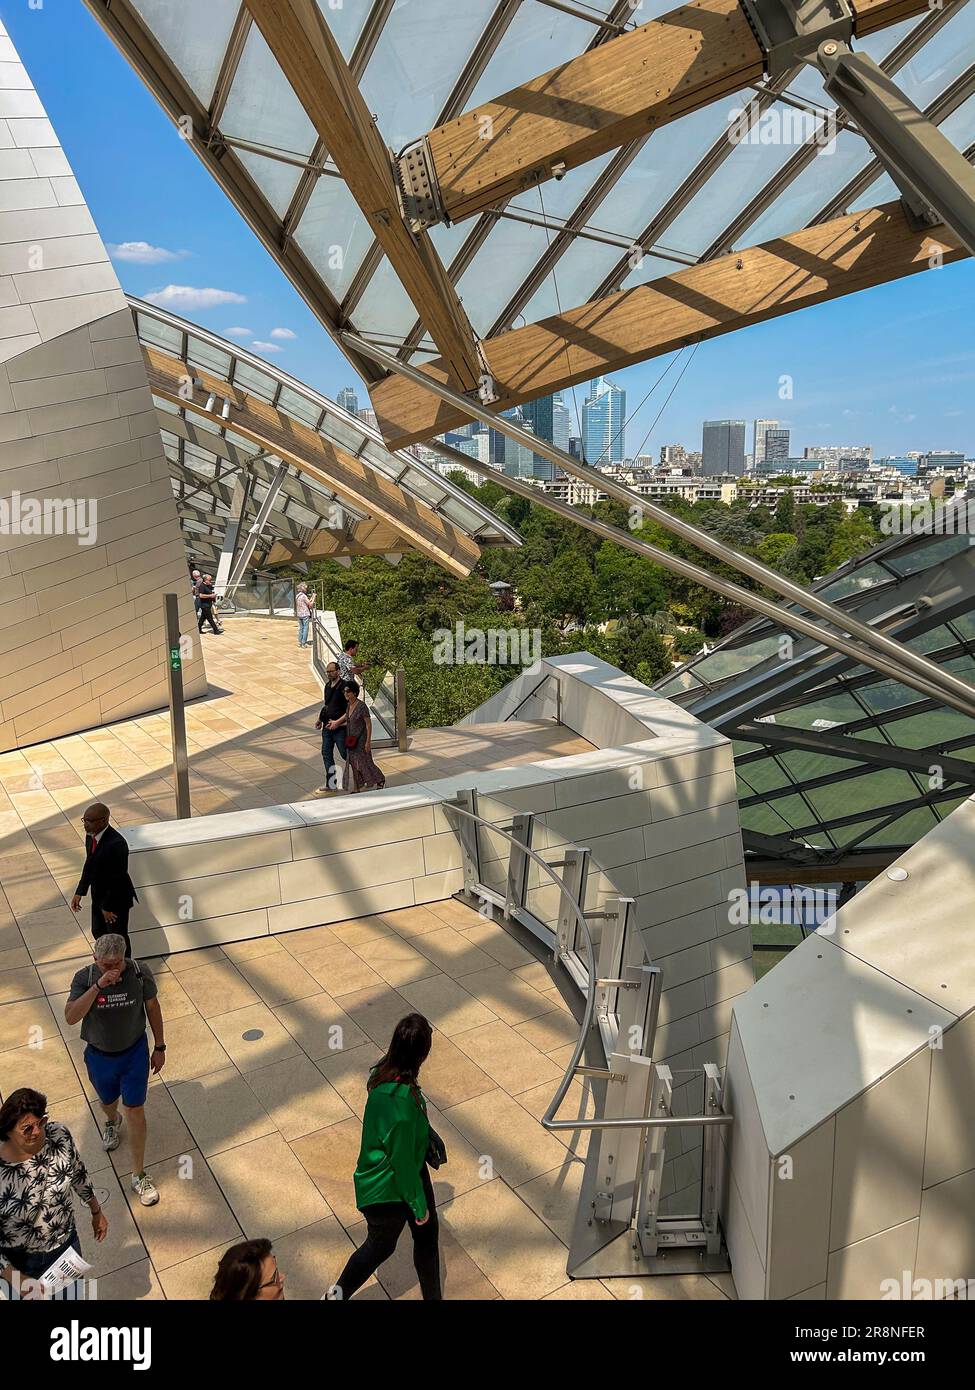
[{"xmin": 64, "ymin": 934, "xmax": 167, "ymax": 1207}]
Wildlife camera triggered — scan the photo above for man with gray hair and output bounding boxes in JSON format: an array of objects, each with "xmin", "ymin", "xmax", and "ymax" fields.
[{"xmin": 65, "ymin": 935, "xmax": 166, "ymax": 1208}]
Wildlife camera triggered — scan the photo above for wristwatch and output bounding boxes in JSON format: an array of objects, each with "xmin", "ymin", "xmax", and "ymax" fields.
[{"xmin": 152, "ymin": 1043, "xmax": 166, "ymax": 1052}]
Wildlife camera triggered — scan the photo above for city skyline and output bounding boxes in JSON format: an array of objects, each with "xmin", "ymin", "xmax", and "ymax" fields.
[{"xmin": 15, "ymin": 4, "xmax": 975, "ymax": 470}]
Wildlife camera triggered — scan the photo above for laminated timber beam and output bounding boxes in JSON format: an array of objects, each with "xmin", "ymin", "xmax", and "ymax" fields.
[
  {"xmin": 408, "ymin": 0, "xmax": 935, "ymax": 227},
  {"xmin": 242, "ymin": 0, "xmax": 487, "ymax": 393},
  {"xmin": 370, "ymin": 198, "xmax": 966, "ymax": 448},
  {"xmin": 142, "ymin": 346, "xmax": 481, "ymax": 579}
]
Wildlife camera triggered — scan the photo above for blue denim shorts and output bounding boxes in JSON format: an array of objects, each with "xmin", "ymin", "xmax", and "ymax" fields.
[{"xmin": 84, "ymin": 1034, "xmax": 150, "ymax": 1107}]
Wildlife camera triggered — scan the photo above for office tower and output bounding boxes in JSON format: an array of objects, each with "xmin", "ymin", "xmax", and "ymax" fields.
[
  {"xmin": 552, "ymin": 394, "xmax": 572, "ymax": 456},
  {"xmin": 582, "ymin": 376, "xmax": 626, "ymax": 466},
  {"xmin": 764, "ymin": 427, "xmax": 791, "ymax": 461},
  {"xmin": 804, "ymin": 444, "xmax": 874, "ymax": 467},
  {"xmin": 569, "ymin": 436, "xmax": 583, "ymax": 459},
  {"xmin": 753, "ymin": 419, "xmax": 777, "ymax": 466},
  {"xmin": 521, "ymin": 393, "xmax": 564, "ymax": 481},
  {"xmin": 918, "ymin": 451, "xmax": 965, "ymax": 476},
  {"xmin": 499, "ymin": 407, "xmax": 538, "ymax": 478},
  {"xmin": 357, "ymin": 407, "xmax": 378, "ymax": 432},
  {"xmin": 337, "ymin": 386, "xmax": 359, "ymax": 415},
  {"xmin": 702, "ymin": 420, "xmax": 746, "ymax": 475}
]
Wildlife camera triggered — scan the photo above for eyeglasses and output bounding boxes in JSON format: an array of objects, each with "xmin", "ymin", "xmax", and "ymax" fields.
[
  {"xmin": 257, "ymin": 1260, "xmax": 283, "ymax": 1293},
  {"xmin": 18, "ymin": 1115, "xmax": 48, "ymax": 1139}
]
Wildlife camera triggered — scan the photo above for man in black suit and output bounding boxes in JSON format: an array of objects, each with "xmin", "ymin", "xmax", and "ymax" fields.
[{"xmin": 71, "ymin": 804, "xmax": 138, "ymax": 958}]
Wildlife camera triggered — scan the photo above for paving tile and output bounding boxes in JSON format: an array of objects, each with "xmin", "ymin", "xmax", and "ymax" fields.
[
  {"xmin": 290, "ymin": 1117, "xmax": 364, "ymax": 1229},
  {"xmin": 461, "ymin": 921, "xmax": 537, "ymax": 969},
  {"xmin": 514, "ymin": 1009, "xmax": 579, "ymax": 1053},
  {"xmin": 515, "ymin": 1156, "xmax": 588, "ymax": 1245},
  {"xmin": 454, "ymin": 964, "xmax": 553, "ymax": 1025},
  {"xmin": 0, "ymin": 1034, "xmax": 79, "ymax": 1103},
  {"xmin": 210, "ymin": 1132, "xmax": 331, "ymax": 1240},
  {"xmin": 168, "ymin": 1067, "xmax": 277, "ymax": 1157},
  {"xmin": 413, "ymin": 1030, "xmax": 495, "ymax": 1110},
  {"xmin": 245, "ymin": 1054, "xmax": 353, "ymax": 1140},
  {"xmin": 0, "ymin": 994, "xmax": 56, "ymax": 1052},
  {"xmin": 158, "ymin": 1013, "xmax": 234, "ymax": 1084},
  {"xmin": 315, "ymin": 1042, "xmax": 377, "ymax": 1118},
  {"xmin": 94, "ymin": 1258, "xmax": 165, "ymax": 1301},
  {"xmin": 175, "ymin": 960, "xmax": 261, "ymax": 1018},
  {"xmin": 412, "ymin": 926, "xmax": 496, "ymax": 978},
  {"xmin": 451, "ymin": 1020, "xmax": 563, "ymax": 1094},
  {"xmin": 337, "ymin": 983, "xmax": 414, "ymax": 1048},
  {"xmin": 270, "ymin": 1215, "xmax": 366, "ymax": 1302},
  {"xmin": 0, "ymin": 963, "xmax": 42, "ymax": 1002},
  {"xmin": 352, "ymin": 933, "xmax": 442, "ymax": 987},
  {"xmin": 234, "ymin": 951, "xmax": 323, "ymax": 1007},
  {"xmin": 543, "ymin": 1278, "xmax": 614, "ymax": 1299},
  {"xmin": 397, "ymin": 975, "xmax": 497, "ymax": 1037},
  {"xmin": 299, "ymin": 942, "xmax": 384, "ymax": 997},
  {"xmin": 156, "ymin": 1240, "xmax": 239, "ymax": 1301},
  {"xmin": 207, "ymin": 1003, "xmax": 303, "ymax": 1074},
  {"xmin": 273, "ymin": 991, "xmax": 369, "ymax": 1061},
  {"xmin": 601, "ymin": 1273, "xmax": 728, "ymax": 1301},
  {"xmin": 445, "ymin": 1087, "xmax": 571, "ymax": 1188},
  {"xmin": 278, "ymin": 923, "xmax": 341, "ymax": 955},
  {"xmin": 440, "ymin": 1179, "xmax": 570, "ymax": 1300},
  {"xmin": 125, "ymin": 1149, "xmax": 242, "ymax": 1271}
]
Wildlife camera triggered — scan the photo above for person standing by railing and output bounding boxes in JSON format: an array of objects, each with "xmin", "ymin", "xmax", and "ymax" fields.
[
  {"xmin": 296, "ymin": 582, "xmax": 315, "ymax": 648},
  {"xmin": 329, "ymin": 681, "xmax": 385, "ymax": 793}
]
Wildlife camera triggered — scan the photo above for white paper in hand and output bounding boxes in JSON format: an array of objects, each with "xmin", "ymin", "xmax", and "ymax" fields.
[{"xmin": 40, "ymin": 1246, "xmax": 91, "ymax": 1296}]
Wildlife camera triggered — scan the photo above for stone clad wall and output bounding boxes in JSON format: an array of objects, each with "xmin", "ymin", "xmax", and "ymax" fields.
[
  {"xmin": 0, "ymin": 23, "xmax": 205, "ymax": 750},
  {"xmin": 724, "ymin": 795, "xmax": 975, "ymax": 1299}
]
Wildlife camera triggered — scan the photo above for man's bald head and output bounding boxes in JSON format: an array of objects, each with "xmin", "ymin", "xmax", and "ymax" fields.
[{"xmin": 82, "ymin": 803, "xmax": 111, "ymax": 834}]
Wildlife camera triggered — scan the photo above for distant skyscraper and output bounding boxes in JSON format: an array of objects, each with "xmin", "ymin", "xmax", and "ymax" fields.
[
  {"xmin": 753, "ymin": 419, "xmax": 777, "ymax": 467},
  {"xmin": 337, "ymin": 386, "xmax": 359, "ymax": 415},
  {"xmin": 521, "ymin": 393, "xmax": 565, "ymax": 481},
  {"xmin": 702, "ymin": 420, "xmax": 746, "ymax": 476},
  {"xmin": 582, "ymin": 376, "xmax": 626, "ymax": 466},
  {"xmin": 552, "ymin": 394, "xmax": 572, "ymax": 457},
  {"xmin": 357, "ymin": 407, "xmax": 378, "ymax": 432},
  {"xmin": 499, "ymin": 407, "xmax": 538, "ymax": 479},
  {"xmin": 764, "ymin": 428, "xmax": 791, "ymax": 461}
]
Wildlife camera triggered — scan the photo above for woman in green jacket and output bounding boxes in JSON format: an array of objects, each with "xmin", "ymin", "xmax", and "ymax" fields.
[{"xmin": 334, "ymin": 1013, "xmax": 441, "ymax": 1300}]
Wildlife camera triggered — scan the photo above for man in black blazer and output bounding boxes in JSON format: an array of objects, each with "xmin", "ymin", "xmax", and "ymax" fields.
[{"xmin": 71, "ymin": 803, "xmax": 138, "ymax": 958}]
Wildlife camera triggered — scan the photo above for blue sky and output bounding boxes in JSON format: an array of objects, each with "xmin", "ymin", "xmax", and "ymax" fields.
[{"xmin": 8, "ymin": 0, "xmax": 975, "ymax": 461}]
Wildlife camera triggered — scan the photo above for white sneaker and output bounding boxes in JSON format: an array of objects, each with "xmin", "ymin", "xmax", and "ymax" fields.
[
  {"xmin": 102, "ymin": 1115, "xmax": 123, "ymax": 1152},
  {"xmin": 131, "ymin": 1172, "xmax": 159, "ymax": 1207}
]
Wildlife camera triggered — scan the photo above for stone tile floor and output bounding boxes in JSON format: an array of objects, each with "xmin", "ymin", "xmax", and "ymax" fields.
[{"xmin": 0, "ymin": 618, "xmax": 734, "ymax": 1299}]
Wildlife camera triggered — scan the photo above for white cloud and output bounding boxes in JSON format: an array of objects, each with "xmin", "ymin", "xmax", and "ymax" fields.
[
  {"xmin": 251, "ymin": 340, "xmax": 284, "ymax": 355},
  {"xmin": 108, "ymin": 241, "xmax": 190, "ymax": 265},
  {"xmin": 270, "ymin": 327, "xmax": 297, "ymax": 340},
  {"xmin": 225, "ymin": 327, "xmax": 255, "ymax": 339},
  {"xmin": 144, "ymin": 285, "xmax": 247, "ymax": 311}
]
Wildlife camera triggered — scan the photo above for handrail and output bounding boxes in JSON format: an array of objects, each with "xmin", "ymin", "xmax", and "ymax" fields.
[{"xmin": 441, "ymin": 800, "xmax": 734, "ymax": 1133}]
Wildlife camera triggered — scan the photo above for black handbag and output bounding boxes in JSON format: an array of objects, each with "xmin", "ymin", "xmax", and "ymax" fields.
[{"xmin": 426, "ymin": 1125, "xmax": 448, "ymax": 1170}]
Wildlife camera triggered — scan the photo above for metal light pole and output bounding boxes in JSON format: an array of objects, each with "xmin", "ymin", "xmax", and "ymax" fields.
[{"xmin": 164, "ymin": 593, "xmax": 191, "ymax": 820}]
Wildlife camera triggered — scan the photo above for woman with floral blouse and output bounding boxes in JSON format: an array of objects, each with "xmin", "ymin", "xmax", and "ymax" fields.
[{"xmin": 0, "ymin": 1088, "xmax": 107, "ymax": 1287}]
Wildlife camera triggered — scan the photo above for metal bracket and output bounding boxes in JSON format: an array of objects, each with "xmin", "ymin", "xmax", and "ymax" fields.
[
  {"xmin": 396, "ymin": 138, "xmax": 444, "ymax": 233},
  {"xmin": 738, "ymin": 0, "xmax": 853, "ymax": 80}
]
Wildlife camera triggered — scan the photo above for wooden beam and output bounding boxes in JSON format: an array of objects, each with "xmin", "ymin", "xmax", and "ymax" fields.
[
  {"xmin": 420, "ymin": 0, "xmax": 936, "ymax": 225},
  {"xmin": 242, "ymin": 0, "xmax": 485, "ymax": 391},
  {"xmin": 142, "ymin": 346, "xmax": 481, "ymax": 578},
  {"xmin": 370, "ymin": 199, "xmax": 966, "ymax": 448}
]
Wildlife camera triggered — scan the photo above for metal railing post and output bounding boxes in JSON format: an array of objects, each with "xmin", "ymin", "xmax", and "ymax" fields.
[
  {"xmin": 636, "ymin": 1063, "xmax": 675, "ymax": 1257},
  {"xmin": 593, "ymin": 963, "xmax": 660, "ymax": 1225},
  {"xmin": 395, "ymin": 666, "xmax": 408, "ymax": 752},
  {"xmin": 504, "ymin": 813, "xmax": 534, "ymax": 919},
  {"xmin": 701, "ymin": 1063, "xmax": 724, "ymax": 1255},
  {"xmin": 448, "ymin": 791, "xmax": 482, "ymax": 898},
  {"xmin": 555, "ymin": 846, "xmax": 590, "ymax": 957}
]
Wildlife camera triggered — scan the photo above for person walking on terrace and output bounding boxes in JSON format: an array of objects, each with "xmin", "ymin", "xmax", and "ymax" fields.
[
  {"xmin": 71, "ymin": 802, "xmax": 138, "ymax": 959},
  {"xmin": 191, "ymin": 568, "xmax": 203, "ymax": 621},
  {"xmin": 333, "ymin": 1014, "xmax": 443, "ymax": 1301},
  {"xmin": 197, "ymin": 573, "xmax": 223, "ymax": 635},
  {"xmin": 65, "ymin": 934, "xmax": 166, "ymax": 1208},
  {"xmin": 296, "ymin": 582, "xmax": 315, "ymax": 648},
  {"xmin": 328, "ymin": 680, "xmax": 385, "ymax": 793},
  {"xmin": 315, "ymin": 661, "xmax": 348, "ymax": 794},
  {"xmin": 0, "ymin": 1087, "xmax": 107, "ymax": 1292},
  {"xmin": 337, "ymin": 637, "xmax": 370, "ymax": 682}
]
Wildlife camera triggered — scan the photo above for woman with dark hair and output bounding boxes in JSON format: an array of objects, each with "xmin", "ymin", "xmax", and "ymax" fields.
[
  {"xmin": 326, "ymin": 681, "xmax": 386, "ymax": 794},
  {"xmin": 209, "ymin": 1239, "xmax": 285, "ymax": 1300},
  {"xmin": 0, "ymin": 1088, "xmax": 107, "ymax": 1286},
  {"xmin": 333, "ymin": 1013, "xmax": 442, "ymax": 1301}
]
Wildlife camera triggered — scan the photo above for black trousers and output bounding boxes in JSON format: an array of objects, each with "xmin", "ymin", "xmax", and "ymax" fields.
[
  {"xmin": 335, "ymin": 1166, "xmax": 441, "ymax": 1301},
  {"xmin": 198, "ymin": 603, "xmax": 221, "ymax": 634},
  {"xmin": 92, "ymin": 904, "xmax": 132, "ymax": 960}
]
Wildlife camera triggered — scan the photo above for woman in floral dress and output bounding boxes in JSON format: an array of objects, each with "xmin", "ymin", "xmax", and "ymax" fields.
[{"xmin": 330, "ymin": 681, "xmax": 386, "ymax": 793}]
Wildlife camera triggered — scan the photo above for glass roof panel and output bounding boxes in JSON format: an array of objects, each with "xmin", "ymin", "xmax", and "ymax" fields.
[
  {"xmin": 315, "ymin": 0, "xmax": 370, "ymax": 57},
  {"xmin": 295, "ymin": 176, "xmax": 374, "ymax": 301},
  {"xmin": 228, "ymin": 360, "xmax": 278, "ymax": 402},
  {"xmin": 466, "ymin": 5, "xmax": 594, "ymax": 111},
  {"xmin": 221, "ymin": 25, "xmax": 318, "ymax": 159},
  {"xmin": 130, "ymin": 0, "xmax": 240, "ymax": 107},
  {"xmin": 234, "ymin": 148, "xmax": 305, "ymax": 219},
  {"xmin": 359, "ymin": 0, "xmax": 497, "ymax": 152}
]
